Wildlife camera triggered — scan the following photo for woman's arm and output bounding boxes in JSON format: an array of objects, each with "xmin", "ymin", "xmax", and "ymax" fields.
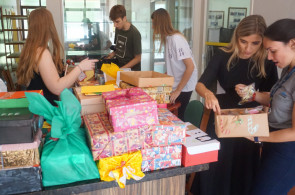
[
  {"xmin": 235, "ymin": 84, "xmax": 271, "ymax": 106},
  {"xmin": 170, "ymin": 58, "xmax": 194, "ymax": 103},
  {"xmin": 253, "ymin": 91, "xmax": 271, "ymax": 106},
  {"xmin": 38, "ymin": 49, "xmax": 97, "ymax": 95},
  {"xmin": 252, "ymin": 103, "xmax": 295, "ymax": 142},
  {"xmin": 196, "ymin": 82, "xmax": 221, "ymax": 114}
]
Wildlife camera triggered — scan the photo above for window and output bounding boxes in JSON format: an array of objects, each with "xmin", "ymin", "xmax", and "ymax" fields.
[{"xmin": 64, "ymin": 0, "xmax": 193, "ymax": 72}]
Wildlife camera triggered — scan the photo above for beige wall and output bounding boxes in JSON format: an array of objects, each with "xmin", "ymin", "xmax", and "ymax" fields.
[
  {"xmin": 46, "ymin": 0, "xmax": 64, "ymax": 48},
  {"xmin": 253, "ymin": 0, "xmax": 295, "ymax": 25}
]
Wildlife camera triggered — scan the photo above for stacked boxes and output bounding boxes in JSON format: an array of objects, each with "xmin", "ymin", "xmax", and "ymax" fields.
[
  {"xmin": 84, "ymin": 88, "xmax": 185, "ymax": 172},
  {"xmin": 0, "ymin": 91, "xmax": 43, "ymax": 194},
  {"xmin": 84, "ymin": 108, "xmax": 185, "ymax": 162}
]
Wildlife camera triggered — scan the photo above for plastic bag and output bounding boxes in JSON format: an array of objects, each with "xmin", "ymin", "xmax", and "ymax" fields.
[
  {"xmin": 238, "ymin": 83, "xmax": 255, "ymax": 105},
  {"xmin": 25, "ymin": 89, "xmax": 99, "ymax": 187},
  {"xmin": 98, "ymin": 151, "xmax": 145, "ymax": 188}
]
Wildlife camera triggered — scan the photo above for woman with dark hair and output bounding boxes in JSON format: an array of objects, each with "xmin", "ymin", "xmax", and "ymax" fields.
[
  {"xmin": 17, "ymin": 8, "xmax": 97, "ymax": 105},
  {"xmin": 236, "ymin": 18, "xmax": 295, "ymax": 195},
  {"xmin": 192, "ymin": 15, "xmax": 278, "ymax": 195},
  {"xmin": 151, "ymin": 8, "xmax": 198, "ymax": 121}
]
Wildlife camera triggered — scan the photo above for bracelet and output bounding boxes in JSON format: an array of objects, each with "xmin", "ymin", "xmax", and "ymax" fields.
[
  {"xmin": 77, "ymin": 65, "xmax": 83, "ymax": 73},
  {"xmin": 252, "ymin": 92, "xmax": 256, "ymax": 101}
]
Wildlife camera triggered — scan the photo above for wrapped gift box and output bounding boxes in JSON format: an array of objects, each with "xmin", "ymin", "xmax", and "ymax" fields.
[
  {"xmin": 0, "ymin": 90, "xmax": 43, "ymax": 108},
  {"xmin": 0, "ymin": 166, "xmax": 42, "ymax": 194},
  {"xmin": 119, "ymin": 81, "xmax": 172, "ymax": 104},
  {"xmin": 73, "ymin": 87, "xmax": 105, "ymax": 115},
  {"xmin": 120, "ymin": 71, "xmax": 174, "ymax": 87},
  {"xmin": 215, "ymin": 107, "xmax": 269, "ymax": 138},
  {"xmin": 0, "ymin": 129, "xmax": 42, "ymax": 170},
  {"xmin": 141, "ymin": 145, "xmax": 182, "ymax": 172},
  {"xmin": 0, "ymin": 107, "xmax": 40, "ymax": 144},
  {"xmin": 84, "ymin": 108, "xmax": 186, "ymax": 160},
  {"xmin": 102, "ymin": 88, "xmax": 158, "ymax": 132},
  {"xmin": 182, "ymin": 126, "xmax": 220, "ymax": 167}
]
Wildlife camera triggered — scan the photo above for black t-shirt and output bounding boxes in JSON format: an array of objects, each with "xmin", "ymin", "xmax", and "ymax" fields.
[
  {"xmin": 114, "ymin": 24, "xmax": 141, "ymax": 71},
  {"xmin": 199, "ymin": 49, "xmax": 278, "ymax": 109},
  {"xmin": 27, "ymin": 72, "xmax": 59, "ymax": 106}
]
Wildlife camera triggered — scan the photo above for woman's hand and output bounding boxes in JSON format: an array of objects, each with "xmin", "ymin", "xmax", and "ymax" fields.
[
  {"xmin": 170, "ymin": 90, "xmax": 181, "ymax": 103},
  {"xmin": 235, "ymin": 84, "xmax": 247, "ymax": 98},
  {"xmin": 78, "ymin": 58, "xmax": 98, "ymax": 71},
  {"xmin": 204, "ymin": 92, "xmax": 221, "ymax": 114}
]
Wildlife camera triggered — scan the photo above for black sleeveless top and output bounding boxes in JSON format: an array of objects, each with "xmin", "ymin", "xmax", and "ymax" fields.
[{"xmin": 27, "ymin": 72, "xmax": 59, "ymax": 106}]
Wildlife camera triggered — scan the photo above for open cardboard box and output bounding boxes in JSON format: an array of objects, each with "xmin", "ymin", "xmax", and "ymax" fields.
[
  {"xmin": 215, "ymin": 107, "xmax": 269, "ymax": 138},
  {"xmin": 120, "ymin": 71, "xmax": 174, "ymax": 87}
]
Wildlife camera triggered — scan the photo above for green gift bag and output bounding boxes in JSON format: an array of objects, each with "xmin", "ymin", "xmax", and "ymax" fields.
[{"xmin": 25, "ymin": 89, "xmax": 99, "ymax": 187}]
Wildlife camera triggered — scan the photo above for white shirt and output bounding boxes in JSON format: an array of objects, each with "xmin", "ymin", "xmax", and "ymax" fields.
[{"xmin": 165, "ymin": 34, "xmax": 198, "ymax": 92}]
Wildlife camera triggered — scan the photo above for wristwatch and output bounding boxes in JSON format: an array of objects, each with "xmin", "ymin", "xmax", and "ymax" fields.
[{"xmin": 254, "ymin": 137, "xmax": 261, "ymax": 144}]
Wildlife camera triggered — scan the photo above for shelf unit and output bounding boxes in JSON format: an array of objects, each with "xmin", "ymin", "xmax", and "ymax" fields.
[{"xmin": 0, "ymin": 6, "xmax": 28, "ymax": 91}]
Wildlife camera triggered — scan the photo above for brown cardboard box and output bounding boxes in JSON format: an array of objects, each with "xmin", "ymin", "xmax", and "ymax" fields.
[
  {"xmin": 73, "ymin": 87, "xmax": 105, "ymax": 115},
  {"xmin": 120, "ymin": 71, "xmax": 174, "ymax": 87},
  {"xmin": 215, "ymin": 107, "xmax": 269, "ymax": 138}
]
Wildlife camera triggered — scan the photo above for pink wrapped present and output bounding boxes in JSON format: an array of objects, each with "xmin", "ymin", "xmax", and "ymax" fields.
[
  {"xmin": 84, "ymin": 108, "xmax": 186, "ymax": 160},
  {"xmin": 152, "ymin": 108, "xmax": 186, "ymax": 146},
  {"xmin": 141, "ymin": 145, "xmax": 182, "ymax": 172},
  {"xmin": 102, "ymin": 88, "xmax": 158, "ymax": 132}
]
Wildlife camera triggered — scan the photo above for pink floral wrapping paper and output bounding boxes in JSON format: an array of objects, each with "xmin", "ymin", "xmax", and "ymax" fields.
[
  {"xmin": 102, "ymin": 88, "xmax": 159, "ymax": 132},
  {"xmin": 84, "ymin": 108, "xmax": 186, "ymax": 160},
  {"xmin": 141, "ymin": 145, "xmax": 182, "ymax": 172}
]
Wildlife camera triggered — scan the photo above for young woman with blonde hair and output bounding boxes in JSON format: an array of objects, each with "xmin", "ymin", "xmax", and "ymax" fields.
[
  {"xmin": 192, "ymin": 15, "xmax": 278, "ymax": 195},
  {"xmin": 17, "ymin": 8, "xmax": 97, "ymax": 105},
  {"xmin": 151, "ymin": 8, "xmax": 198, "ymax": 121}
]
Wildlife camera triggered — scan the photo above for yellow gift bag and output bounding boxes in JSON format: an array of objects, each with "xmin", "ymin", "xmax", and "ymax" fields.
[
  {"xmin": 101, "ymin": 62, "xmax": 121, "ymax": 79},
  {"xmin": 97, "ymin": 151, "xmax": 145, "ymax": 188}
]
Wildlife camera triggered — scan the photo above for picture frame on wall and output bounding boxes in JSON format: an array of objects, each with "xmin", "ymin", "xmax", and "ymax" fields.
[
  {"xmin": 208, "ymin": 11, "xmax": 224, "ymax": 28},
  {"xmin": 227, "ymin": 7, "xmax": 247, "ymax": 29}
]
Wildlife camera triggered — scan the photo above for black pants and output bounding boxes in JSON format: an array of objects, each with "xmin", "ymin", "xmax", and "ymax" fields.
[{"xmin": 176, "ymin": 91, "xmax": 192, "ymax": 121}]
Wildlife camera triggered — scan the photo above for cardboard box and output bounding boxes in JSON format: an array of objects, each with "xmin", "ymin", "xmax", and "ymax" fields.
[
  {"xmin": 84, "ymin": 108, "xmax": 186, "ymax": 160},
  {"xmin": 120, "ymin": 81, "xmax": 172, "ymax": 104},
  {"xmin": 102, "ymin": 88, "xmax": 158, "ymax": 132},
  {"xmin": 120, "ymin": 71, "xmax": 174, "ymax": 87},
  {"xmin": 182, "ymin": 124, "xmax": 220, "ymax": 167},
  {"xmin": 73, "ymin": 87, "xmax": 105, "ymax": 115},
  {"xmin": 215, "ymin": 107, "xmax": 269, "ymax": 138},
  {"xmin": 141, "ymin": 145, "xmax": 182, "ymax": 172}
]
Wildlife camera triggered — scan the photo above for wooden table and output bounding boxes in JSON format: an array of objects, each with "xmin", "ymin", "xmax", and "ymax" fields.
[{"xmin": 23, "ymin": 164, "xmax": 208, "ymax": 195}]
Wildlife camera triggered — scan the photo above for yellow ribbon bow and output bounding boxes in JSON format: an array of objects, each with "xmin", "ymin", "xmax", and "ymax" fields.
[{"xmin": 97, "ymin": 151, "xmax": 145, "ymax": 188}]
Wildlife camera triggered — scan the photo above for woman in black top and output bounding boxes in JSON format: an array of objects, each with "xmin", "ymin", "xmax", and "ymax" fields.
[
  {"xmin": 17, "ymin": 8, "xmax": 98, "ymax": 106},
  {"xmin": 191, "ymin": 15, "xmax": 278, "ymax": 195}
]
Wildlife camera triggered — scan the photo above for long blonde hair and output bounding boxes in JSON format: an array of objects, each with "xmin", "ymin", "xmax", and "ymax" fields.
[
  {"xmin": 221, "ymin": 15, "xmax": 267, "ymax": 77},
  {"xmin": 151, "ymin": 8, "xmax": 180, "ymax": 52},
  {"xmin": 17, "ymin": 8, "xmax": 64, "ymax": 85}
]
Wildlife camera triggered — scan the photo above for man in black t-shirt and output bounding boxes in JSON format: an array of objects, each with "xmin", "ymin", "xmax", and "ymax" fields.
[{"xmin": 107, "ymin": 5, "xmax": 142, "ymax": 71}]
